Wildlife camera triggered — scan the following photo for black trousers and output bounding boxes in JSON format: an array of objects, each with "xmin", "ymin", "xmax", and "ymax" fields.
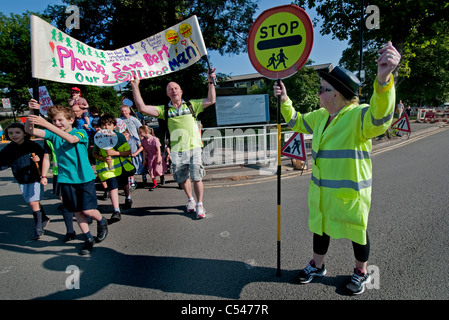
[{"xmin": 313, "ymin": 232, "xmax": 370, "ymax": 263}]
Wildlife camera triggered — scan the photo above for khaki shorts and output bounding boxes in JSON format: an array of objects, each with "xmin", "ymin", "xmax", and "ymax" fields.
[{"xmin": 171, "ymin": 148, "xmax": 205, "ymax": 183}]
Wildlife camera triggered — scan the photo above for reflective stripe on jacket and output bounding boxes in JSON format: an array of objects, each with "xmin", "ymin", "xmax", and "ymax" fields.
[
  {"xmin": 96, "ymin": 141, "xmax": 134, "ymax": 182},
  {"xmin": 281, "ymin": 78, "xmax": 395, "ymax": 244}
]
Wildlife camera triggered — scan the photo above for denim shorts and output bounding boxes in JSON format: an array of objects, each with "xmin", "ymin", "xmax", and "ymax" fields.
[
  {"xmin": 60, "ymin": 180, "xmax": 98, "ymax": 212},
  {"xmin": 19, "ymin": 182, "xmax": 44, "ymax": 203},
  {"xmin": 171, "ymin": 148, "xmax": 205, "ymax": 183}
]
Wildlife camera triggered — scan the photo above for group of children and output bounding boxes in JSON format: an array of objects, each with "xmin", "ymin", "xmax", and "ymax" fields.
[{"xmin": 0, "ymin": 99, "xmax": 170, "ymax": 255}]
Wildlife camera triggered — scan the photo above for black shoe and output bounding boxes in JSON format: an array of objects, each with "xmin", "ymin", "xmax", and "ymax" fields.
[
  {"xmin": 42, "ymin": 217, "xmax": 51, "ymax": 230},
  {"xmin": 110, "ymin": 211, "xmax": 121, "ymax": 222},
  {"xmin": 123, "ymin": 198, "xmax": 133, "ymax": 210},
  {"xmin": 96, "ymin": 220, "xmax": 108, "ymax": 242},
  {"xmin": 31, "ymin": 231, "xmax": 44, "ymax": 240},
  {"xmin": 80, "ymin": 239, "xmax": 94, "ymax": 255},
  {"xmin": 63, "ymin": 231, "xmax": 77, "ymax": 243}
]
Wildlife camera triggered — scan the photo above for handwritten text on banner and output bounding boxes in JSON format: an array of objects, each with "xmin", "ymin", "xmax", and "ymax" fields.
[{"xmin": 31, "ymin": 15, "xmax": 208, "ymax": 86}]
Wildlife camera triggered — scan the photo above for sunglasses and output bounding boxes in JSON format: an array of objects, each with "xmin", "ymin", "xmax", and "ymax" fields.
[{"xmin": 318, "ymin": 86, "xmax": 334, "ymax": 95}]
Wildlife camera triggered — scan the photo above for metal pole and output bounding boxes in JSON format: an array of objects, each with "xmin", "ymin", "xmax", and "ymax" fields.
[
  {"xmin": 359, "ymin": 0, "xmax": 364, "ymax": 97},
  {"xmin": 276, "ymin": 79, "xmax": 282, "ymax": 277}
]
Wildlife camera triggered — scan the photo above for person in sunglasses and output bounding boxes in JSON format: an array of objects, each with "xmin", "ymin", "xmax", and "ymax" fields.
[{"xmin": 274, "ymin": 41, "xmax": 401, "ymax": 295}]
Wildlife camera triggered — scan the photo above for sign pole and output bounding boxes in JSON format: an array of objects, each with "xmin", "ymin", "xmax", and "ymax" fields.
[
  {"xmin": 246, "ymin": 4, "xmax": 314, "ymax": 278},
  {"xmin": 32, "ymin": 78, "xmax": 40, "ymax": 116},
  {"xmin": 276, "ymin": 79, "xmax": 282, "ymax": 277}
]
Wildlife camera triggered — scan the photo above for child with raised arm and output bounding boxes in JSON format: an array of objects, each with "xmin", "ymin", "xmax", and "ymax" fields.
[
  {"xmin": 26, "ymin": 100, "xmax": 108, "ymax": 255},
  {"xmin": 0, "ymin": 122, "xmax": 49, "ymax": 240}
]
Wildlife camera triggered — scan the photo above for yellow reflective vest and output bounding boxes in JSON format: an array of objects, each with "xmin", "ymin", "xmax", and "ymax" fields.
[
  {"xmin": 95, "ymin": 136, "xmax": 134, "ymax": 182},
  {"xmin": 281, "ymin": 78, "xmax": 395, "ymax": 245}
]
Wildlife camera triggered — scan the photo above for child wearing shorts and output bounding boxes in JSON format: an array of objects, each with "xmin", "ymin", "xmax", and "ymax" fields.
[
  {"xmin": 41, "ymin": 140, "xmax": 76, "ymax": 242},
  {"xmin": 92, "ymin": 114, "xmax": 134, "ymax": 222},
  {"xmin": 26, "ymin": 101, "xmax": 108, "ymax": 255},
  {"xmin": 0, "ymin": 122, "xmax": 50, "ymax": 240}
]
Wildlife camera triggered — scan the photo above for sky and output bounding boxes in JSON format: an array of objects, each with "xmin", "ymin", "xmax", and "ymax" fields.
[{"xmin": 1, "ymin": 0, "xmax": 347, "ymax": 76}]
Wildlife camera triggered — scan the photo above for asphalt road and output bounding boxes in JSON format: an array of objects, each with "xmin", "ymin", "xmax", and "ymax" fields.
[{"xmin": 0, "ymin": 124, "xmax": 448, "ymax": 313}]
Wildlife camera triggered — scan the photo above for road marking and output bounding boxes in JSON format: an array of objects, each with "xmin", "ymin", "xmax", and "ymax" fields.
[{"xmin": 205, "ymin": 170, "xmax": 307, "ymax": 188}]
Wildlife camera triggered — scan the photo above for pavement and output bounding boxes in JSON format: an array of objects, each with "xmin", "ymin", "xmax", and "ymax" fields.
[{"xmin": 201, "ymin": 121, "xmax": 448, "ymax": 183}]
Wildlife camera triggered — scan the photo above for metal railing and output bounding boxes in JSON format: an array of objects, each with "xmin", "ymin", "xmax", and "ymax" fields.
[{"xmin": 201, "ymin": 123, "xmax": 312, "ymax": 168}]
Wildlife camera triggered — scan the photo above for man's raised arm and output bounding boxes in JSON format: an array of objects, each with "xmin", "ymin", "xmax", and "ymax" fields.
[
  {"xmin": 203, "ymin": 68, "xmax": 216, "ymax": 109},
  {"xmin": 130, "ymin": 77, "xmax": 160, "ymax": 117}
]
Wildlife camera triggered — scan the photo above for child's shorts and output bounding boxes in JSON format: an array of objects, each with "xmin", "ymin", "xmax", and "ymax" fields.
[
  {"xmin": 52, "ymin": 174, "xmax": 62, "ymax": 197},
  {"xmin": 19, "ymin": 182, "xmax": 44, "ymax": 203},
  {"xmin": 105, "ymin": 173, "xmax": 129, "ymax": 191},
  {"xmin": 171, "ymin": 148, "xmax": 206, "ymax": 183},
  {"xmin": 60, "ymin": 180, "xmax": 98, "ymax": 212}
]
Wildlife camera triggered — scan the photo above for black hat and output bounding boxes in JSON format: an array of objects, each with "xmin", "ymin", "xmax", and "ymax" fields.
[{"xmin": 319, "ymin": 66, "xmax": 361, "ymax": 100}]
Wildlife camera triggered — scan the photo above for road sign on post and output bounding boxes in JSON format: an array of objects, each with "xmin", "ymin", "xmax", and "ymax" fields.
[
  {"xmin": 281, "ymin": 132, "xmax": 306, "ymax": 161},
  {"xmin": 247, "ymin": 5, "xmax": 314, "ymax": 277}
]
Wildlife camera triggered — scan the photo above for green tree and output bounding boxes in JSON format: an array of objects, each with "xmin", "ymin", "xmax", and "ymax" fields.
[
  {"xmin": 43, "ymin": 0, "xmax": 259, "ymax": 108},
  {"xmin": 396, "ymin": 33, "xmax": 449, "ymax": 106},
  {"xmin": 0, "ymin": 11, "xmax": 123, "ymax": 115},
  {"xmin": 1, "ymin": 0, "xmax": 259, "ymax": 123},
  {"xmin": 293, "ymin": 0, "xmax": 449, "ymax": 106},
  {"xmin": 0, "ymin": 12, "xmax": 35, "ymax": 113}
]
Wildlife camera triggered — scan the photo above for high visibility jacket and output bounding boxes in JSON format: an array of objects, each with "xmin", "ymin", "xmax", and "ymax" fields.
[
  {"xmin": 281, "ymin": 79, "xmax": 395, "ymax": 245},
  {"xmin": 95, "ymin": 139, "xmax": 134, "ymax": 182}
]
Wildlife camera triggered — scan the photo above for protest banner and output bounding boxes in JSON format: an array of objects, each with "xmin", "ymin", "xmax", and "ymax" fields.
[
  {"xmin": 31, "ymin": 15, "xmax": 208, "ymax": 86},
  {"xmin": 28, "ymin": 86, "xmax": 54, "ymax": 116}
]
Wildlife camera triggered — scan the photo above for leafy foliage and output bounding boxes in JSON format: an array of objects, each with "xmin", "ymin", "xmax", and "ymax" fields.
[
  {"xmin": 1, "ymin": 0, "xmax": 259, "ymax": 120},
  {"xmin": 293, "ymin": 0, "xmax": 449, "ymax": 106}
]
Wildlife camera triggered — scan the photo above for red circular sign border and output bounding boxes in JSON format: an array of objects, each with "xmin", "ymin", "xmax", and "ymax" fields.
[{"xmin": 247, "ymin": 5, "xmax": 314, "ymax": 80}]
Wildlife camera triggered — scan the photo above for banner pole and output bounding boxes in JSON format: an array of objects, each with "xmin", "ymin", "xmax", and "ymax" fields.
[
  {"xmin": 32, "ymin": 78, "xmax": 40, "ymax": 116},
  {"xmin": 205, "ymin": 56, "xmax": 217, "ymax": 86},
  {"xmin": 276, "ymin": 79, "xmax": 282, "ymax": 277}
]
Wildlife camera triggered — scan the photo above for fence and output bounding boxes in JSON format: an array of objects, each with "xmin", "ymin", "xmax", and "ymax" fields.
[
  {"xmin": 417, "ymin": 108, "xmax": 449, "ymax": 123},
  {"xmin": 201, "ymin": 123, "xmax": 312, "ymax": 169}
]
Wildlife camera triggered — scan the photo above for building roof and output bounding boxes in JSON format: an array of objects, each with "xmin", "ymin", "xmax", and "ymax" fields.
[{"xmin": 222, "ymin": 63, "xmax": 333, "ymax": 83}]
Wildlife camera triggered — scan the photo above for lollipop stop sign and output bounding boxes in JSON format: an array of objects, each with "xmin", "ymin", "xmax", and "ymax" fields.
[
  {"xmin": 247, "ymin": 4, "xmax": 314, "ymax": 80},
  {"xmin": 247, "ymin": 5, "xmax": 314, "ymax": 277}
]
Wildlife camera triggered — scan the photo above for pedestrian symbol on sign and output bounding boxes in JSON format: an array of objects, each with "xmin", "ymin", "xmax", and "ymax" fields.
[{"xmin": 247, "ymin": 4, "xmax": 314, "ymax": 80}]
